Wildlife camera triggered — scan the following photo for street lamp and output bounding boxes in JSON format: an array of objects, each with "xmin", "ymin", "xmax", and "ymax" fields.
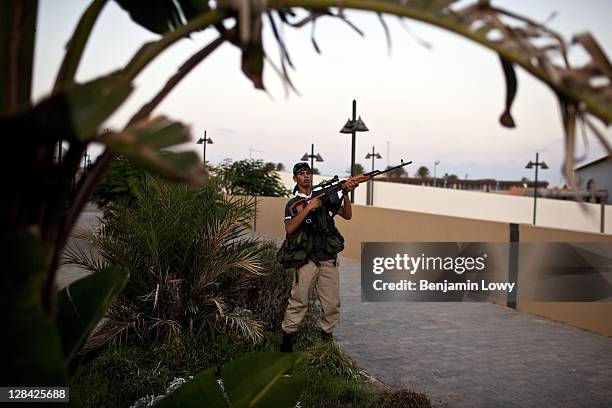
[
  {"xmin": 300, "ymin": 144, "xmax": 324, "ymax": 185},
  {"xmin": 339, "ymin": 99, "xmax": 369, "ymax": 203},
  {"xmin": 525, "ymin": 152, "xmax": 548, "ymax": 225},
  {"xmin": 365, "ymin": 146, "xmax": 382, "ymax": 205},
  {"xmin": 433, "ymin": 160, "xmax": 440, "ymax": 187},
  {"xmin": 196, "ymin": 130, "xmax": 213, "ymax": 164}
]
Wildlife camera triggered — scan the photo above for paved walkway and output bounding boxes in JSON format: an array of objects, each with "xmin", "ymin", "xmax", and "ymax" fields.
[
  {"xmin": 55, "ymin": 208, "xmax": 101, "ymax": 289},
  {"xmin": 334, "ymin": 257, "xmax": 612, "ymax": 408}
]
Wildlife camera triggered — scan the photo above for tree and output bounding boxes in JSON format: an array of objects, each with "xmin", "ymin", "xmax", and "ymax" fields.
[
  {"xmin": 216, "ymin": 159, "xmax": 290, "ymax": 197},
  {"xmin": 92, "ymin": 155, "xmax": 146, "ymax": 208},
  {"xmin": 312, "ymin": 167, "xmax": 321, "ymax": 175},
  {"xmin": 2, "ymin": 0, "xmax": 610, "ymax": 395},
  {"xmin": 416, "ymin": 166, "xmax": 431, "ymax": 178},
  {"xmin": 386, "ymin": 165, "xmax": 407, "ymax": 179},
  {"xmin": 444, "ymin": 173, "xmax": 459, "ymax": 182},
  {"xmin": 275, "ymin": 162, "xmax": 285, "ymax": 171},
  {"xmin": 347, "ymin": 163, "xmax": 365, "ymax": 175}
]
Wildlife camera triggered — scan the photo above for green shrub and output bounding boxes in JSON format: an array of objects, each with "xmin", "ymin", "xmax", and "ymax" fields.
[
  {"xmin": 245, "ymin": 240, "xmax": 294, "ymax": 332},
  {"xmin": 72, "ymin": 328, "xmax": 278, "ymax": 408},
  {"xmin": 214, "ymin": 159, "xmax": 290, "ymax": 197},
  {"xmin": 299, "ymin": 372, "xmax": 378, "ymax": 408},
  {"xmin": 65, "ymin": 176, "xmax": 266, "ymax": 348},
  {"xmin": 377, "ymin": 389, "xmax": 432, "ymax": 408},
  {"xmin": 302, "ymin": 341, "xmax": 365, "ymax": 381},
  {"xmin": 92, "ymin": 155, "xmax": 147, "ymax": 209}
]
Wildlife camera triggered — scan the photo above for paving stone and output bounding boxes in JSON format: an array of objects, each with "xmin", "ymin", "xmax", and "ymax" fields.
[{"xmin": 334, "ymin": 257, "xmax": 612, "ymax": 408}]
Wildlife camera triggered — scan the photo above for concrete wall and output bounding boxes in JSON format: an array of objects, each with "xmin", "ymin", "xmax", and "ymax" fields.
[
  {"xmin": 277, "ymin": 171, "xmax": 612, "ymax": 234},
  {"xmin": 517, "ymin": 224, "xmax": 612, "ymax": 337},
  {"xmin": 254, "ymin": 195, "xmax": 612, "ymax": 336}
]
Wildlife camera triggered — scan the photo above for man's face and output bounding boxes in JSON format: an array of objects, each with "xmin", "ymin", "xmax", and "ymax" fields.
[{"xmin": 294, "ymin": 170, "xmax": 311, "ymax": 187}]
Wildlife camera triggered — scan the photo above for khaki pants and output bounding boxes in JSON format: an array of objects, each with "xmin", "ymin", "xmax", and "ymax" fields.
[{"xmin": 281, "ymin": 259, "xmax": 340, "ymax": 334}]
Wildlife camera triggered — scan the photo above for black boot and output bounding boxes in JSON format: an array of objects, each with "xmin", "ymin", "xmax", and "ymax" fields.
[{"xmin": 280, "ymin": 331, "xmax": 296, "ymax": 352}]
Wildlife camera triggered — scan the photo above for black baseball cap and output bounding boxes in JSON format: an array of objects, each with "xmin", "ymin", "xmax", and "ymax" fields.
[{"xmin": 293, "ymin": 162, "xmax": 311, "ymax": 176}]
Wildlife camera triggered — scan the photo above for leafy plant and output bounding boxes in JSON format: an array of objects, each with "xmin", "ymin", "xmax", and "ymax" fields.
[
  {"xmin": 385, "ymin": 165, "xmax": 408, "ymax": 179},
  {"xmin": 65, "ymin": 176, "xmax": 266, "ymax": 347},
  {"xmin": 302, "ymin": 341, "xmax": 366, "ymax": 381},
  {"xmin": 415, "ymin": 166, "xmax": 430, "ymax": 179},
  {"xmin": 92, "ymin": 155, "xmax": 147, "ymax": 209},
  {"xmin": 245, "ymin": 240, "xmax": 294, "ymax": 331},
  {"xmin": 215, "ymin": 159, "xmax": 290, "ymax": 197}
]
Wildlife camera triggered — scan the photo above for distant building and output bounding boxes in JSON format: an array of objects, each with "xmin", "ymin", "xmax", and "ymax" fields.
[
  {"xmin": 575, "ymin": 155, "xmax": 611, "ymax": 204},
  {"xmin": 379, "ymin": 176, "xmax": 548, "ymax": 193}
]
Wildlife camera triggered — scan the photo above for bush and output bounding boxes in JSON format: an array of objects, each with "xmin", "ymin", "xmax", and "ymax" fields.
[
  {"xmin": 214, "ymin": 159, "xmax": 290, "ymax": 197},
  {"xmin": 72, "ymin": 328, "xmax": 278, "ymax": 408},
  {"xmin": 245, "ymin": 240, "xmax": 294, "ymax": 332},
  {"xmin": 65, "ymin": 176, "xmax": 266, "ymax": 348},
  {"xmin": 302, "ymin": 341, "xmax": 365, "ymax": 381},
  {"xmin": 92, "ymin": 156, "xmax": 147, "ymax": 209}
]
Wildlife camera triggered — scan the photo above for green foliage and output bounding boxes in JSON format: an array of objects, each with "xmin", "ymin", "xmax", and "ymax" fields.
[
  {"xmin": 245, "ymin": 240, "xmax": 293, "ymax": 332},
  {"xmin": 386, "ymin": 165, "xmax": 407, "ymax": 179},
  {"xmin": 215, "ymin": 159, "xmax": 290, "ymax": 197},
  {"xmin": 66, "ymin": 176, "xmax": 266, "ymax": 348},
  {"xmin": 219, "ymin": 352, "xmax": 305, "ymax": 408},
  {"xmin": 444, "ymin": 173, "xmax": 458, "ymax": 182},
  {"xmin": 55, "ymin": 265, "xmax": 129, "ymax": 363},
  {"xmin": 416, "ymin": 166, "xmax": 430, "ymax": 179},
  {"xmin": 72, "ymin": 330, "xmax": 279, "ymax": 408},
  {"xmin": 92, "ymin": 156, "xmax": 145, "ymax": 208},
  {"xmin": 1, "ymin": 230, "xmax": 69, "ymax": 386},
  {"xmin": 378, "ymin": 389, "xmax": 432, "ymax": 408},
  {"xmin": 347, "ymin": 163, "xmax": 365, "ymax": 175},
  {"xmin": 300, "ymin": 373, "xmax": 378, "ymax": 408},
  {"xmin": 302, "ymin": 341, "xmax": 365, "ymax": 381},
  {"xmin": 114, "ymin": 0, "xmax": 211, "ymax": 35}
]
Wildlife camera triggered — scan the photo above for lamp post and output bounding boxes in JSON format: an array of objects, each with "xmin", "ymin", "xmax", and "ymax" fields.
[
  {"xmin": 365, "ymin": 146, "xmax": 382, "ymax": 205},
  {"xmin": 525, "ymin": 152, "xmax": 548, "ymax": 225},
  {"xmin": 339, "ymin": 99, "xmax": 369, "ymax": 203},
  {"xmin": 196, "ymin": 130, "xmax": 213, "ymax": 164},
  {"xmin": 433, "ymin": 160, "xmax": 440, "ymax": 187},
  {"xmin": 300, "ymin": 144, "xmax": 324, "ymax": 185}
]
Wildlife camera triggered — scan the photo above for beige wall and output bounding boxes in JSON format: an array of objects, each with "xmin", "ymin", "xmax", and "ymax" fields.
[
  {"xmin": 517, "ymin": 224, "xmax": 612, "ymax": 336},
  {"xmin": 277, "ymin": 171, "xmax": 612, "ymax": 234},
  {"xmin": 254, "ymin": 196, "xmax": 612, "ymax": 336}
]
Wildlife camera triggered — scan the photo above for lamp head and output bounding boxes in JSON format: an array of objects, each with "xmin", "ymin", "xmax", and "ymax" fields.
[
  {"xmin": 353, "ymin": 116, "xmax": 369, "ymax": 132},
  {"xmin": 339, "ymin": 118, "xmax": 354, "ymax": 133}
]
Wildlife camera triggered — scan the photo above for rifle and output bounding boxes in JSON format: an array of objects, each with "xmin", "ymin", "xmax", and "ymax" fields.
[{"xmin": 288, "ymin": 159, "xmax": 412, "ymax": 216}]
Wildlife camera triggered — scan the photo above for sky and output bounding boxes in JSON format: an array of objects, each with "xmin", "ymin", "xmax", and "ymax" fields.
[{"xmin": 33, "ymin": 0, "xmax": 612, "ymax": 185}]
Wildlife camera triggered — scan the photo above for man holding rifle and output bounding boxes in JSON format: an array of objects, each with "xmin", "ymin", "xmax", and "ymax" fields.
[{"xmin": 278, "ymin": 162, "xmax": 359, "ymax": 352}]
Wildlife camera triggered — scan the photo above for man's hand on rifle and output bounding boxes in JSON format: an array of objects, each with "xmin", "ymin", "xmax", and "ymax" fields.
[
  {"xmin": 306, "ymin": 195, "xmax": 322, "ymax": 210},
  {"xmin": 343, "ymin": 177, "xmax": 359, "ymax": 193}
]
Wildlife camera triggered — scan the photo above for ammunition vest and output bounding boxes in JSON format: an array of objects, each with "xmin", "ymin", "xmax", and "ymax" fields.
[{"xmin": 277, "ymin": 202, "xmax": 345, "ymax": 269}]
